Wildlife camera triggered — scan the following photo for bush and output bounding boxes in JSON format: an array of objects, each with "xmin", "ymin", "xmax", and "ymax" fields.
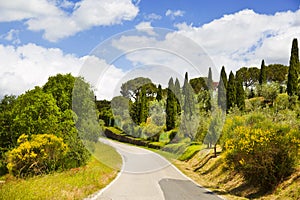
[
  {"xmin": 225, "ymin": 124, "xmax": 300, "ymax": 189},
  {"xmin": 7, "ymin": 134, "xmax": 68, "ymax": 177}
]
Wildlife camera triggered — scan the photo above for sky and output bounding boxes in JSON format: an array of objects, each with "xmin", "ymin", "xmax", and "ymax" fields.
[{"xmin": 0, "ymin": 0, "xmax": 299, "ymax": 100}]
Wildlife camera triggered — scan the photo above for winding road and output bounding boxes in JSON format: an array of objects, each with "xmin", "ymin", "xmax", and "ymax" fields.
[{"xmin": 88, "ymin": 138, "xmax": 224, "ymax": 200}]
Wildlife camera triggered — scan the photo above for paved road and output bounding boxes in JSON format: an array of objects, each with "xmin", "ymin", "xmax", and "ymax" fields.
[{"xmin": 88, "ymin": 139, "xmax": 224, "ymax": 200}]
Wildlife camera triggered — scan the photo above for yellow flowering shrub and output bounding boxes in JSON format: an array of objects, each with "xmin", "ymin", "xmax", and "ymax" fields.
[
  {"xmin": 224, "ymin": 124, "xmax": 299, "ymax": 189},
  {"xmin": 7, "ymin": 134, "xmax": 68, "ymax": 177}
]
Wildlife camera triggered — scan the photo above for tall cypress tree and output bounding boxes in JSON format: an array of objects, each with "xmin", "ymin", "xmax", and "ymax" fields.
[
  {"xmin": 236, "ymin": 75, "xmax": 245, "ymax": 110},
  {"xmin": 287, "ymin": 38, "xmax": 299, "ymax": 96},
  {"xmin": 183, "ymin": 72, "xmax": 195, "ymax": 119},
  {"xmin": 139, "ymin": 85, "xmax": 148, "ymax": 123},
  {"xmin": 226, "ymin": 71, "xmax": 236, "ymax": 111},
  {"xmin": 218, "ymin": 67, "xmax": 227, "ymax": 111},
  {"xmin": 156, "ymin": 84, "xmax": 162, "ymax": 101},
  {"xmin": 220, "ymin": 66, "xmax": 228, "ymax": 89},
  {"xmin": 207, "ymin": 67, "xmax": 213, "ymax": 91},
  {"xmin": 166, "ymin": 78, "xmax": 176, "ymax": 131},
  {"xmin": 174, "ymin": 78, "xmax": 182, "ymax": 114},
  {"xmin": 259, "ymin": 59, "xmax": 267, "ymax": 85}
]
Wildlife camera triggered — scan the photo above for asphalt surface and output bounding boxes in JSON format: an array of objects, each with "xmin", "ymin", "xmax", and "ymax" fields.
[{"xmin": 88, "ymin": 138, "xmax": 224, "ymax": 200}]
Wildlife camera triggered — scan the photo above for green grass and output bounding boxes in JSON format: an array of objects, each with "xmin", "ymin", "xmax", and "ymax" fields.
[
  {"xmin": 0, "ymin": 141, "xmax": 122, "ymax": 200},
  {"xmin": 178, "ymin": 144, "xmax": 204, "ymax": 161}
]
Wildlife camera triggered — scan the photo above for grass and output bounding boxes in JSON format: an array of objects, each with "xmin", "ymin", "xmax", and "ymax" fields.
[
  {"xmin": 173, "ymin": 149, "xmax": 300, "ymax": 200},
  {"xmin": 0, "ymin": 141, "xmax": 122, "ymax": 200},
  {"xmin": 178, "ymin": 144, "xmax": 204, "ymax": 161}
]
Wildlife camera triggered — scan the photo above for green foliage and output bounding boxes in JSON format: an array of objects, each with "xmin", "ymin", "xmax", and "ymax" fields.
[
  {"xmin": 218, "ymin": 66, "xmax": 227, "ymax": 111},
  {"xmin": 235, "ymin": 75, "xmax": 245, "ymax": 110},
  {"xmin": 7, "ymin": 134, "xmax": 68, "ymax": 177},
  {"xmin": 266, "ymin": 64, "xmax": 288, "ymax": 83},
  {"xmin": 274, "ymin": 93, "xmax": 289, "ymax": 111},
  {"xmin": 156, "ymin": 84, "xmax": 162, "ymax": 101},
  {"xmin": 223, "ymin": 111, "xmax": 300, "ymax": 189},
  {"xmin": 236, "ymin": 67, "xmax": 260, "ymax": 88},
  {"xmin": 204, "ymin": 109, "xmax": 224, "ymax": 148},
  {"xmin": 149, "ymin": 100, "xmax": 165, "ymax": 126},
  {"xmin": 190, "ymin": 77, "xmax": 208, "ymax": 94},
  {"xmin": 96, "ymin": 100, "xmax": 114, "ymax": 127},
  {"xmin": 257, "ymin": 82, "xmax": 280, "ymax": 105},
  {"xmin": 259, "ymin": 59, "xmax": 267, "ymax": 85},
  {"xmin": 226, "ymin": 71, "xmax": 236, "ymax": 111},
  {"xmin": 43, "ymin": 73, "xmax": 75, "ymax": 111},
  {"xmin": 166, "ymin": 78, "xmax": 176, "ymax": 131},
  {"xmin": 11, "ymin": 87, "xmax": 61, "ymax": 140},
  {"xmin": 287, "ymin": 38, "xmax": 299, "ymax": 96},
  {"xmin": 207, "ymin": 67, "xmax": 213, "ymax": 91}
]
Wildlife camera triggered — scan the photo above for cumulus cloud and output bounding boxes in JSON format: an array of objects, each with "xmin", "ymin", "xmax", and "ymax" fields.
[
  {"xmin": 0, "ymin": 43, "xmax": 125, "ymax": 99},
  {"xmin": 111, "ymin": 31, "xmax": 215, "ymax": 82},
  {"xmin": 174, "ymin": 9, "xmax": 300, "ymax": 72},
  {"xmin": 135, "ymin": 21, "xmax": 156, "ymax": 35},
  {"xmin": 165, "ymin": 9, "xmax": 185, "ymax": 19},
  {"xmin": 0, "ymin": 0, "xmax": 139, "ymax": 42}
]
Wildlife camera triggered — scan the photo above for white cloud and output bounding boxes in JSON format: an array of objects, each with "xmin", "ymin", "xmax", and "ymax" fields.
[
  {"xmin": 0, "ymin": 0, "xmax": 139, "ymax": 42},
  {"xmin": 174, "ymin": 9, "xmax": 300, "ymax": 72},
  {"xmin": 145, "ymin": 13, "xmax": 162, "ymax": 20},
  {"xmin": 165, "ymin": 9, "xmax": 185, "ymax": 19},
  {"xmin": 111, "ymin": 32, "xmax": 215, "ymax": 82},
  {"xmin": 135, "ymin": 21, "xmax": 156, "ymax": 36},
  {"xmin": 0, "ymin": 43, "xmax": 82, "ymax": 96},
  {"xmin": 0, "ymin": 43, "xmax": 126, "ymax": 100},
  {"xmin": 1, "ymin": 29, "xmax": 21, "ymax": 45}
]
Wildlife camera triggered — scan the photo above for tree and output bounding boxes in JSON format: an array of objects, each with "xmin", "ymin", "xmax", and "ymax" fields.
[
  {"xmin": 236, "ymin": 75, "xmax": 245, "ymax": 110},
  {"xmin": 120, "ymin": 77, "xmax": 154, "ymax": 100},
  {"xmin": 259, "ymin": 59, "xmax": 267, "ymax": 85},
  {"xmin": 220, "ymin": 66, "xmax": 228, "ymax": 89},
  {"xmin": 156, "ymin": 84, "xmax": 162, "ymax": 101},
  {"xmin": 166, "ymin": 78, "xmax": 176, "ymax": 131},
  {"xmin": 190, "ymin": 77, "xmax": 208, "ymax": 94},
  {"xmin": 287, "ymin": 38, "xmax": 299, "ymax": 96},
  {"xmin": 266, "ymin": 64, "xmax": 288, "ymax": 83},
  {"xmin": 218, "ymin": 67, "xmax": 227, "ymax": 111},
  {"xmin": 207, "ymin": 67, "xmax": 213, "ymax": 91},
  {"xmin": 236, "ymin": 67, "xmax": 260, "ymax": 88},
  {"xmin": 43, "ymin": 73, "xmax": 75, "ymax": 111},
  {"xmin": 226, "ymin": 71, "xmax": 236, "ymax": 111},
  {"xmin": 183, "ymin": 72, "xmax": 195, "ymax": 118},
  {"xmin": 174, "ymin": 78, "xmax": 182, "ymax": 114},
  {"xmin": 138, "ymin": 85, "xmax": 148, "ymax": 124}
]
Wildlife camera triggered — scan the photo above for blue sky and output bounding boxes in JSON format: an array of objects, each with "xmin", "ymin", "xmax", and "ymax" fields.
[{"xmin": 0, "ymin": 0, "xmax": 299, "ymax": 99}]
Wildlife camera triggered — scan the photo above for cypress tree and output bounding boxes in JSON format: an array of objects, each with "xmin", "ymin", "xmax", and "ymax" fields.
[
  {"xmin": 174, "ymin": 78, "xmax": 182, "ymax": 114},
  {"xmin": 166, "ymin": 78, "xmax": 176, "ymax": 130},
  {"xmin": 139, "ymin": 85, "xmax": 148, "ymax": 123},
  {"xmin": 220, "ymin": 66, "xmax": 228, "ymax": 89},
  {"xmin": 183, "ymin": 72, "xmax": 195, "ymax": 119},
  {"xmin": 259, "ymin": 59, "xmax": 267, "ymax": 85},
  {"xmin": 236, "ymin": 75, "xmax": 245, "ymax": 110},
  {"xmin": 156, "ymin": 84, "xmax": 162, "ymax": 101},
  {"xmin": 287, "ymin": 38, "xmax": 299, "ymax": 96},
  {"xmin": 207, "ymin": 67, "xmax": 213, "ymax": 91},
  {"xmin": 218, "ymin": 67, "xmax": 227, "ymax": 111},
  {"xmin": 226, "ymin": 71, "xmax": 236, "ymax": 111}
]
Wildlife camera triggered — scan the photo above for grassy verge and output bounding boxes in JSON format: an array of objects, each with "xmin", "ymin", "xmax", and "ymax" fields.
[
  {"xmin": 0, "ymin": 141, "xmax": 122, "ymax": 200},
  {"xmin": 173, "ymin": 149, "xmax": 300, "ymax": 200}
]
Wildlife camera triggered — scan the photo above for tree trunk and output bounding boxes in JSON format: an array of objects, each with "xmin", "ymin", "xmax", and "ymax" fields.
[{"xmin": 214, "ymin": 145, "xmax": 217, "ymax": 158}]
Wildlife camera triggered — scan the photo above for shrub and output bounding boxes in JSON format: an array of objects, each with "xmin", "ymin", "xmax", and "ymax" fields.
[
  {"xmin": 225, "ymin": 125, "xmax": 299, "ymax": 189},
  {"xmin": 7, "ymin": 134, "xmax": 68, "ymax": 177}
]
